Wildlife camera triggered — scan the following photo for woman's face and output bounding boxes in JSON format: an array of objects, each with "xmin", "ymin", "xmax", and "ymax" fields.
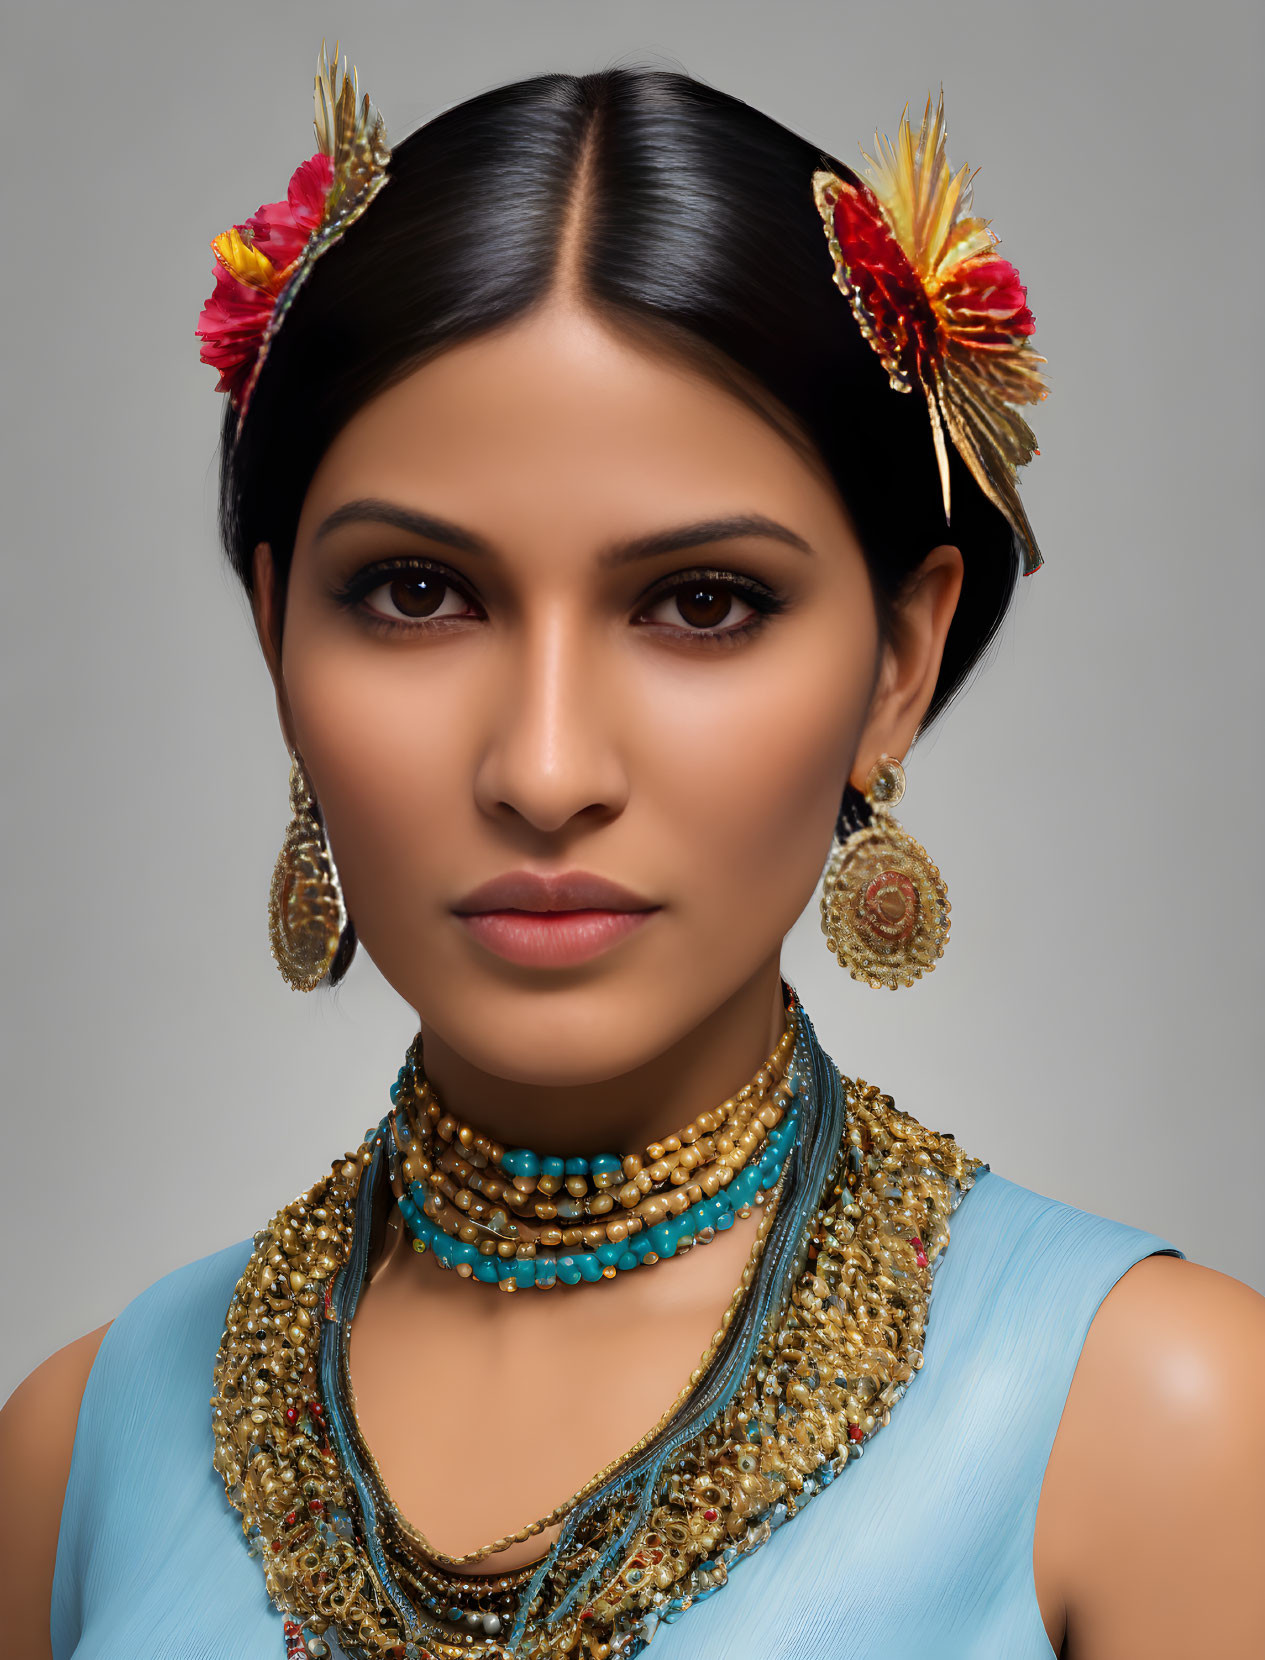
[{"xmin": 257, "ymin": 303, "xmax": 960, "ymax": 1086}]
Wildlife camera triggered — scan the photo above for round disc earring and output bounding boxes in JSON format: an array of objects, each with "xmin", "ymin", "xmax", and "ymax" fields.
[
  {"xmin": 820, "ymin": 754, "xmax": 950, "ymax": 990},
  {"xmin": 267, "ymin": 753, "xmax": 348, "ymax": 992}
]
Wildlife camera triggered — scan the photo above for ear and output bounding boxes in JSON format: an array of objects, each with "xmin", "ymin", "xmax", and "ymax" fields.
[
  {"xmin": 850, "ymin": 543, "xmax": 964, "ymax": 788},
  {"xmin": 251, "ymin": 542, "xmax": 299, "ymax": 756}
]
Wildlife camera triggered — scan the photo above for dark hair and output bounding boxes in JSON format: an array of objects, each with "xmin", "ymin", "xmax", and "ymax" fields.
[{"xmin": 219, "ymin": 67, "xmax": 1025, "ymax": 979}]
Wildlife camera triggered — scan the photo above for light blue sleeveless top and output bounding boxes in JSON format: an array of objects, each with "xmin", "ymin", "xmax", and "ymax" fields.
[{"xmin": 51, "ymin": 1165, "xmax": 1184, "ymax": 1659}]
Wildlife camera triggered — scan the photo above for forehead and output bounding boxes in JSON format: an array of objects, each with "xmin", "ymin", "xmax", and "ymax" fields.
[{"xmin": 296, "ymin": 303, "xmax": 853, "ymax": 558}]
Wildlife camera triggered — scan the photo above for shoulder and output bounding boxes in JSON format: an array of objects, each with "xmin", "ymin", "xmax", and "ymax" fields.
[
  {"xmin": 72, "ymin": 1235, "xmax": 256, "ymax": 1415},
  {"xmin": 0, "ymin": 1325, "xmax": 112, "ymax": 1660},
  {"xmin": 1086, "ymin": 1248, "xmax": 1265, "ymax": 1357},
  {"xmin": 1059, "ymin": 1251, "xmax": 1265, "ymax": 1448},
  {"xmin": 1039, "ymin": 1253, "xmax": 1265, "ymax": 1654},
  {"xmin": 0, "ymin": 1321, "xmax": 111, "ymax": 1466},
  {"xmin": 935, "ymin": 1164, "xmax": 1182, "ymax": 1314},
  {"xmin": 0, "ymin": 1238, "xmax": 256, "ymax": 1659},
  {"xmin": 1072, "ymin": 1250, "xmax": 1265, "ymax": 1450},
  {"xmin": 0, "ymin": 1234, "xmax": 254, "ymax": 1492},
  {"xmin": 1070, "ymin": 1252, "xmax": 1265, "ymax": 1460}
]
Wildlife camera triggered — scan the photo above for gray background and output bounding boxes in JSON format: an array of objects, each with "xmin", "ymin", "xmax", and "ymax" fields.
[{"xmin": 3, "ymin": 0, "xmax": 1261, "ymax": 1402}]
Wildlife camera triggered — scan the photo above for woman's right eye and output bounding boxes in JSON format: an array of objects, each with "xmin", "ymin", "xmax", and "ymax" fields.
[{"xmin": 357, "ymin": 568, "xmax": 479, "ymax": 627}]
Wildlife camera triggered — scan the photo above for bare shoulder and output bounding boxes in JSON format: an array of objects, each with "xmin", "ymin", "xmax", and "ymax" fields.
[
  {"xmin": 0, "ymin": 1325, "xmax": 112, "ymax": 1660},
  {"xmin": 1083, "ymin": 1249, "xmax": 1265, "ymax": 1354},
  {"xmin": 1071, "ymin": 1253, "xmax": 1265, "ymax": 1433},
  {"xmin": 1037, "ymin": 1254, "xmax": 1265, "ymax": 1659}
]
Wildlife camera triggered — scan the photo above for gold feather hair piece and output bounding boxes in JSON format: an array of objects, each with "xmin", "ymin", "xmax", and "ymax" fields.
[{"xmin": 813, "ymin": 89, "xmax": 1049, "ymax": 574}]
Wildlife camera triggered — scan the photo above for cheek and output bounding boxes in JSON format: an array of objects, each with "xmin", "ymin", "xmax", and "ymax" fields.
[
  {"xmin": 277, "ymin": 623, "xmax": 475, "ymax": 912},
  {"xmin": 630, "ymin": 627, "xmax": 874, "ymax": 948}
]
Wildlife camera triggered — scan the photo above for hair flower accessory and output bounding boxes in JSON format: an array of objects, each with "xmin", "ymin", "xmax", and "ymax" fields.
[
  {"xmin": 196, "ymin": 41, "xmax": 390, "ymax": 432},
  {"xmin": 813, "ymin": 90, "xmax": 1049, "ymax": 574}
]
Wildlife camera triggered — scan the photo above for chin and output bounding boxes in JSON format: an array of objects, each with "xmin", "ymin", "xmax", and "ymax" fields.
[
  {"xmin": 391, "ymin": 941, "xmax": 714, "ymax": 1086},
  {"xmin": 434, "ymin": 975, "xmax": 693, "ymax": 1085}
]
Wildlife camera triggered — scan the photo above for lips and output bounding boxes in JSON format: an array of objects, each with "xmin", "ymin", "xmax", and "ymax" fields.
[
  {"xmin": 451, "ymin": 869, "xmax": 660, "ymax": 968},
  {"xmin": 452, "ymin": 869, "xmax": 656, "ymax": 915}
]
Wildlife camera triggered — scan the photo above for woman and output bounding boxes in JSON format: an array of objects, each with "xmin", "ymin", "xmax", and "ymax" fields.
[{"xmin": 3, "ymin": 51, "xmax": 1261, "ymax": 1660}]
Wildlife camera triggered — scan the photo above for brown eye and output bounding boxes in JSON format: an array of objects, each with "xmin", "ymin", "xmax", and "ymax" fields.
[
  {"xmin": 387, "ymin": 574, "xmax": 445, "ymax": 618},
  {"xmin": 675, "ymin": 583, "xmax": 735, "ymax": 628},
  {"xmin": 642, "ymin": 577, "xmax": 759, "ymax": 634},
  {"xmin": 360, "ymin": 570, "xmax": 473, "ymax": 624}
]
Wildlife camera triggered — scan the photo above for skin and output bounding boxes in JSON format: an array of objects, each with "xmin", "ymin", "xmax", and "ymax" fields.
[{"xmin": 3, "ymin": 302, "xmax": 1263, "ymax": 1657}]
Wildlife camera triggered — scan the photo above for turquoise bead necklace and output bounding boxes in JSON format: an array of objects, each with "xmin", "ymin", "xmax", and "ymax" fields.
[
  {"xmin": 388, "ymin": 989, "xmax": 802, "ymax": 1291},
  {"xmin": 397, "ymin": 1109, "xmax": 799, "ymax": 1288}
]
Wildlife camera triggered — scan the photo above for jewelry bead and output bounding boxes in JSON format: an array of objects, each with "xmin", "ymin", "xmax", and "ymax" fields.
[
  {"xmin": 392, "ymin": 1009, "xmax": 799, "ymax": 1294},
  {"xmin": 501, "ymin": 1148, "xmax": 540, "ymax": 1180}
]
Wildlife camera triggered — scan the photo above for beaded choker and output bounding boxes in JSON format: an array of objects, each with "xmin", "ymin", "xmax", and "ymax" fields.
[
  {"xmin": 211, "ymin": 993, "xmax": 984, "ymax": 1659},
  {"xmin": 393, "ymin": 1003, "xmax": 799, "ymax": 1292}
]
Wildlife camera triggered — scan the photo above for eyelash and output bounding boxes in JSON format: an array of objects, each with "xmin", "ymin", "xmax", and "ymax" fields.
[{"xmin": 331, "ymin": 559, "xmax": 789, "ymax": 646}]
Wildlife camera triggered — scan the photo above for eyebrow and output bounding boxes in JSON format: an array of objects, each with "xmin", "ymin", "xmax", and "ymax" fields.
[{"xmin": 312, "ymin": 499, "xmax": 815, "ymax": 565}]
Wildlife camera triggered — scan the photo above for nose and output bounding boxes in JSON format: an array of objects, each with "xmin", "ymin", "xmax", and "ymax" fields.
[{"xmin": 472, "ymin": 605, "xmax": 630, "ymax": 836}]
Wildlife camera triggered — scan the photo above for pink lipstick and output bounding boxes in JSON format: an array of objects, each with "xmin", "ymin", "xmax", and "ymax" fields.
[{"xmin": 451, "ymin": 870, "xmax": 660, "ymax": 968}]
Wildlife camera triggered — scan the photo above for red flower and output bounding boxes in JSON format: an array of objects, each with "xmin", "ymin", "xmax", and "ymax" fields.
[
  {"xmin": 195, "ymin": 152, "xmax": 335, "ymax": 401},
  {"xmin": 244, "ymin": 153, "xmax": 335, "ymax": 270},
  {"xmin": 829, "ymin": 179, "xmax": 940, "ymax": 391}
]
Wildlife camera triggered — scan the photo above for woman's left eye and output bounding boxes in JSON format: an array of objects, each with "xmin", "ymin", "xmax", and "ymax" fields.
[{"xmin": 637, "ymin": 573, "xmax": 776, "ymax": 638}]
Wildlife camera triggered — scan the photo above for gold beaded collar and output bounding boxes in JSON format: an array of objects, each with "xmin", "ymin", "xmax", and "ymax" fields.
[{"xmin": 211, "ymin": 1014, "xmax": 982, "ymax": 1659}]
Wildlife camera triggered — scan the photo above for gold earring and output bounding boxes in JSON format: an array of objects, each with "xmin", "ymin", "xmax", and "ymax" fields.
[
  {"xmin": 820, "ymin": 754, "xmax": 950, "ymax": 989},
  {"xmin": 267, "ymin": 753, "xmax": 347, "ymax": 992}
]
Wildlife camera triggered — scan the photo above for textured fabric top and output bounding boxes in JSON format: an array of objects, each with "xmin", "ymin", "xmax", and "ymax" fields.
[{"xmin": 51, "ymin": 1165, "xmax": 1184, "ymax": 1659}]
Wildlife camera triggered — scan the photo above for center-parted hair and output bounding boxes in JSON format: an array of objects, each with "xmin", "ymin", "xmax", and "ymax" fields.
[{"xmin": 219, "ymin": 67, "xmax": 1021, "ymax": 732}]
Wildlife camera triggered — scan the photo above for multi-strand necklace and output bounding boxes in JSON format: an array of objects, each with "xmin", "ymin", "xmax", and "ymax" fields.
[
  {"xmin": 393, "ymin": 1006, "xmax": 799, "ymax": 1292},
  {"xmin": 211, "ymin": 989, "xmax": 985, "ymax": 1660}
]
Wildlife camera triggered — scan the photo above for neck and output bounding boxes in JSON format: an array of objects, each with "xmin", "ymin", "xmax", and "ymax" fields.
[{"xmin": 413, "ymin": 958, "xmax": 790, "ymax": 1157}]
